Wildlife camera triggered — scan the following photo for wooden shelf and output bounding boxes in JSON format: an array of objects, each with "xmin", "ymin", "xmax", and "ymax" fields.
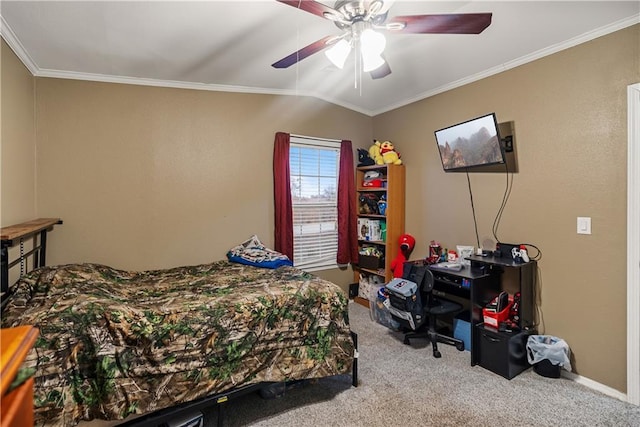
[
  {"xmin": 359, "ymin": 267, "xmax": 386, "ymax": 277},
  {"xmin": 357, "ymin": 214, "xmax": 385, "ymax": 219},
  {"xmin": 357, "ymin": 187, "xmax": 386, "ymax": 192},
  {"xmin": 359, "ymin": 240, "xmax": 385, "ymax": 245},
  {"xmin": 1, "ymin": 218, "xmax": 63, "ymax": 295},
  {"xmin": 1, "ymin": 218, "xmax": 62, "ymax": 245},
  {"xmin": 353, "ymin": 296, "xmax": 370, "ymax": 308},
  {"xmin": 355, "ymin": 164, "xmax": 405, "ymax": 284}
]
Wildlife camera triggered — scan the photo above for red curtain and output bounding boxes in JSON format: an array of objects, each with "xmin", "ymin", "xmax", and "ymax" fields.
[
  {"xmin": 337, "ymin": 140, "xmax": 358, "ymax": 265},
  {"xmin": 273, "ymin": 132, "xmax": 294, "ymax": 260}
]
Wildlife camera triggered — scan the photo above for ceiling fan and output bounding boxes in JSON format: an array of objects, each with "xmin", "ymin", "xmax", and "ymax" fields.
[{"xmin": 272, "ymin": 0, "xmax": 492, "ymax": 79}]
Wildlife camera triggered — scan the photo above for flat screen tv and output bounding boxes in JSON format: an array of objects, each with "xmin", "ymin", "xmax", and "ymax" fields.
[{"xmin": 435, "ymin": 113, "xmax": 505, "ymax": 172}]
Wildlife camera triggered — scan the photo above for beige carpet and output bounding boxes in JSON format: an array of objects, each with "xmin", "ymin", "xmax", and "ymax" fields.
[{"xmin": 196, "ymin": 302, "xmax": 640, "ymax": 426}]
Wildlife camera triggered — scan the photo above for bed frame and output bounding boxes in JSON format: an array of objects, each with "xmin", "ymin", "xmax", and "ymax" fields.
[
  {"xmin": 120, "ymin": 331, "xmax": 358, "ymax": 427},
  {"xmin": 0, "ymin": 218, "xmax": 63, "ymax": 310},
  {"xmin": 0, "ymin": 218, "xmax": 359, "ymax": 427}
]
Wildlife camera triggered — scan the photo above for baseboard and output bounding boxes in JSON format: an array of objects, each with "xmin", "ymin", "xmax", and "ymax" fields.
[{"xmin": 561, "ymin": 370, "xmax": 629, "ymax": 403}]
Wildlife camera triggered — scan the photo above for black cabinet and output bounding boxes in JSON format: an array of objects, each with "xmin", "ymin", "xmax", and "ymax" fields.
[
  {"xmin": 474, "ymin": 326, "xmax": 532, "ymax": 379},
  {"xmin": 467, "ymin": 255, "xmax": 537, "ymax": 379}
]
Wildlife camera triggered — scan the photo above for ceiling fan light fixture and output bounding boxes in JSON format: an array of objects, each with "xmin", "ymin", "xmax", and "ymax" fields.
[
  {"xmin": 362, "ymin": 52, "xmax": 385, "ymax": 72},
  {"xmin": 360, "ymin": 28, "xmax": 386, "ymax": 71},
  {"xmin": 360, "ymin": 28, "xmax": 386, "ymax": 55},
  {"xmin": 325, "ymin": 38, "xmax": 351, "ymax": 69}
]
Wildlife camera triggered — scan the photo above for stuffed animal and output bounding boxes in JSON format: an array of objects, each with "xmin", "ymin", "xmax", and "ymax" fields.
[
  {"xmin": 362, "ymin": 170, "xmax": 383, "ymax": 188},
  {"xmin": 358, "ymin": 193, "xmax": 380, "ymax": 215},
  {"xmin": 390, "ymin": 234, "xmax": 416, "ymax": 278},
  {"xmin": 379, "ymin": 140, "xmax": 402, "ymax": 165},
  {"xmin": 369, "ymin": 141, "xmax": 384, "ymax": 165},
  {"xmin": 357, "ymin": 148, "xmax": 375, "ymax": 166}
]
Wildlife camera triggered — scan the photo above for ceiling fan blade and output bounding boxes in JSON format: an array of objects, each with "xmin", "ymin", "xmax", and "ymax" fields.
[
  {"xmin": 370, "ymin": 59, "xmax": 391, "ymax": 80},
  {"xmin": 388, "ymin": 13, "xmax": 492, "ymax": 34},
  {"xmin": 276, "ymin": 0, "xmax": 341, "ymax": 20},
  {"xmin": 272, "ymin": 35, "xmax": 337, "ymax": 68}
]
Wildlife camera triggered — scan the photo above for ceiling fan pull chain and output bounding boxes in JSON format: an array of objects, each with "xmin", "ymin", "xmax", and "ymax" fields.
[{"xmin": 354, "ymin": 43, "xmax": 358, "ymax": 89}]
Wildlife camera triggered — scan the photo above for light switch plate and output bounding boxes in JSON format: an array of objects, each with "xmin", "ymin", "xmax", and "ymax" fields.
[{"xmin": 577, "ymin": 217, "xmax": 591, "ymax": 234}]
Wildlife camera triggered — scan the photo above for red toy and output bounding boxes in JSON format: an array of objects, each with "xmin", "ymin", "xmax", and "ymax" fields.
[{"xmin": 390, "ymin": 234, "xmax": 416, "ymax": 278}]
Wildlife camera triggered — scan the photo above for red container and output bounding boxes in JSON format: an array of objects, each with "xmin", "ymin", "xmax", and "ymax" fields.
[{"xmin": 483, "ymin": 301, "xmax": 513, "ymax": 328}]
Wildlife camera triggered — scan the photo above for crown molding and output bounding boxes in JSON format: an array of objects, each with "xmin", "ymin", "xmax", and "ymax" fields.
[
  {"xmin": 34, "ymin": 67, "xmax": 373, "ymax": 116},
  {"xmin": 0, "ymin": 15, "xmax": 38, "ymax": 75}
]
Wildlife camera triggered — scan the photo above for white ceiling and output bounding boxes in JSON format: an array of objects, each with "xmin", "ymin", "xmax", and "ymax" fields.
[{"xmin": 1, "ymin": 1, "xmax": 638, "ymax": 116}]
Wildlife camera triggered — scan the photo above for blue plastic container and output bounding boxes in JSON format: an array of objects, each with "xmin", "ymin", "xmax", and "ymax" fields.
[{"xmin": 453, "ymin": 311, "xmax": 471, "ymax": 352}]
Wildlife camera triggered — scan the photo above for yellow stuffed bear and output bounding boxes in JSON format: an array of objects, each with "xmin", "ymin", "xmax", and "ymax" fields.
[
  {"xmin": 368, "ymin": 141, "xmax": 384, "ymax": 165},
  {"xmin": 379, "ymin": 140, "xmax": 402, "ymax": 165}
]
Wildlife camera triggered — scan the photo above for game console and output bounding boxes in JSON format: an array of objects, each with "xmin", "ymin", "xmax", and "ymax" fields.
[{"xmin": 495, "ymin": 242, "xmax": 529, "ymax": 262}]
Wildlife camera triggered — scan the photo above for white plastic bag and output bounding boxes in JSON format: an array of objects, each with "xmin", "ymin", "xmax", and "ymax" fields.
[{"xmin": 526, "ymin": 335, "xmax": 572, "ymax": 371}]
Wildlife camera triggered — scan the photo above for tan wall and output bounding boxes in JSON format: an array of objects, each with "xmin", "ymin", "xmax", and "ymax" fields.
[
  {"xmin": 372, "ymin": 25, "xmax": 640, "ymax": 392},
  {"xmin": 33, "ymin": 79, "xmax": 371, "ymax": 291},
  {"xmin": 1, "ymin": 40, "xmax": 36, "ymax": 225},
  {"xmin": 1, "ymin": 41, "xmax": 38, "ymax": 285}
]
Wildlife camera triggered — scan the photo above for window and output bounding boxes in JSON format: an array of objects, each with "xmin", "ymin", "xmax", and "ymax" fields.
[{"xmin": 289, "ymin": 136, "xmax": 341, "ymax": 270}]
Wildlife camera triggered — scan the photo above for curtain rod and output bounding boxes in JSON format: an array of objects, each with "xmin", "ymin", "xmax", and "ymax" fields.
[{"xmin": 290, "ymin": 133, "xmax": 342, "ymax": 143}]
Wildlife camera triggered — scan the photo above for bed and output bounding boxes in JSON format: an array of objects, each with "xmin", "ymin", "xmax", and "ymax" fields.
[{"xmin": 0, "ymin": 220, "xmax": 357, "ymax": 427}]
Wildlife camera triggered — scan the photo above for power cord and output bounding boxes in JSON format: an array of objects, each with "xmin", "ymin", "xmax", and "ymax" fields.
[
  {"xmin": 466, "ymin": 170, "xmax": 481, "ymax": 249},
  {"xmin": 466, "ymin": 155, "xmax": 542, "ymax": 263},
  {"xmin": 492, "ymin": 160, "xmax": 513, "ymax": 243}
]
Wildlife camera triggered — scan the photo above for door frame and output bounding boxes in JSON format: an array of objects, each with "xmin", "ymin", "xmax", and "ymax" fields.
[{"xmin": 627, "ymin": 82, "xmax": 640, "ymax": 406}]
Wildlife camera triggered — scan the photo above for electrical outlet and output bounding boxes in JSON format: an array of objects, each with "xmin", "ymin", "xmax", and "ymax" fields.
[{"xmin": 577, "ymin": 217, "xmax": 591, "ymax": 235}]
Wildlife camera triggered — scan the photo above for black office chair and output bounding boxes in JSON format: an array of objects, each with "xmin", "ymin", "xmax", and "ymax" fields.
[{"xmin": 387, "ymin": 263, "xmax": 465, "ymax": 358}]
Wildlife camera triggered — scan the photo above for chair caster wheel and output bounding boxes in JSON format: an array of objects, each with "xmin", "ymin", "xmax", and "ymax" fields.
[
  {"xmin": 403, "ymin": 337, "xmax": 410, "ymax": 345},
  {"xmin": 434, "ymin": 350, "xmax": 442, "ymax": 358},
  {"xmin": 456, "ymin": 342, "xmax": 465, "ymax": 351}
]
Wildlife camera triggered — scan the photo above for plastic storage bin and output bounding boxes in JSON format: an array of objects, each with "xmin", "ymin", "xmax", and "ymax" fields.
[
  {"xmin": 483, "ymin": 301, "xmax": 513, "ymax": 328},
  {"xmin": 369, "ymin": 287, "xmax": 400, "ymax": 330},
  {"xmin": 359, "ymin": 255, "xmax": 383, "ymax": 270},
  {"xmin": 453, "ymin": 312, "xmax": 471, "ymax": 351}
]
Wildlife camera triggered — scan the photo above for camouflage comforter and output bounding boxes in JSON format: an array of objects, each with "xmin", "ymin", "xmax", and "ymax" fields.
[{"xmin": 1, "ymin": 261, "xmax": 354, "ymax": 426}]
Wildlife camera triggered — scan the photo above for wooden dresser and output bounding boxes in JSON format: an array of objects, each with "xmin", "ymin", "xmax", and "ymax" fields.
[{"xmin": 1, "ymin": 326, "xmax": 39, "ymax": 427}]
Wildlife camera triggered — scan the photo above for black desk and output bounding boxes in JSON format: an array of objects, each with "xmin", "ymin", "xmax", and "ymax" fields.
[
  {"xmin": 465, "ymin": 255, "xmax": 538, "ymax": 379},
  {"xmin": 410, "ymin": 258, "xmax": 536, "ymax": 379}
]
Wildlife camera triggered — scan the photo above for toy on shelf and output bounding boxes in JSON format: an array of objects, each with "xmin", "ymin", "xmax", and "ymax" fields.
[
  {"xmin": 377, "ymin": 194, "xmax": 387, "ymax": 216},
  {"xmin": 379, "ymin": 140, "xmax": 402, "ymax": 165},
  {"xmin": 357, "ymin": 148, "xmax": 375, "ymax": 166},
  {"xmin": 362, "ymin": 170, "xmax": 383, "ymax": 188},
  {"xmin": 369, "ymin": 141, "xmax": 384, "ymax": 165},
  {"xmin": 390, "ymin": 234, "xmax": 416, "ymax": 278},
  {"xmin": 427, "ymin": 240, "xmax": 441, "ymax": 264},
  {"xmin": 358, "ymin": 193, "xmax": 380, "ymax": 215}
]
